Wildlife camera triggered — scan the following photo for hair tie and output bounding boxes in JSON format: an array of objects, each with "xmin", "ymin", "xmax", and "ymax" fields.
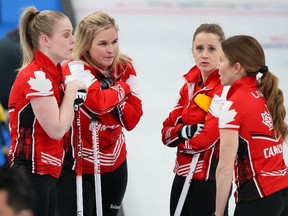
[
  {"xmin": 259, "ymin": 66, "xmax": 269, "ymax": 74},
  {"xmin": 28, "ymin": 11, "xmax": 40, "ymax": 24},
  {"xmin": 33, "ymin": 11, "xmax": 40, "ymax": 19},
  {"xmin": 27, "ymin": 11, "xmax": 41, "ymax": 36}
]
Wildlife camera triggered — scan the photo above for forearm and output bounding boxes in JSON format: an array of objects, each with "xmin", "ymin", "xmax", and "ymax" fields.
[
  {"xmin": 86, "ymin": 81, "xmax": 130, "ymax": 115},
  {"xmin": 215, "ymin": 165, "xmax": 233, "ymax": 216},
  {"xmin": 115, "ymin": 97, "xmax": 143, "ymax": 131},
  {"xmin": 215, "ymin": 129, "xmax": 238, "ymax": 215},
  {"xmin": 161, "ymin": 105, "xmax": 184, "ymax": 147},
  {"xmin": 58, "ymin": 90, "xmax": 77, "ymax": 135},
  {"xmin": 177, "ymin": 114, "xmax": 219, "ymax": 154},
  {"xmin": 183, "ymin": 127, "xmax": 218, "ymax": 153}
]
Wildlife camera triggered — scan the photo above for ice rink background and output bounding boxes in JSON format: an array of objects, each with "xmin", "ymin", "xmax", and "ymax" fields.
[{"xmin": 72, "ymin": 1, "xmax": 288, "ymax": 215}]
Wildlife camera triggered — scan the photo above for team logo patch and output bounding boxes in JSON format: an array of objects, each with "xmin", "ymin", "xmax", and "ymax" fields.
[
  {"xmin": 261, "ymin": 111, "xmax": 273, "ymax": 130},
  {"xmin": 219, "ymin": 100, "xmax": 237, "ymax": 126},
  {"xmin": 28, "ymin": 71, "xmax": 52, "ymax": 93}
]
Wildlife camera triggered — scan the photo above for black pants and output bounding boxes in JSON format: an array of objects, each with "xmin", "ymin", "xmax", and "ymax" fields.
[
  {"xmin": 234, "ymin": 187, "xmax": 288, "ymax": 216},
  {"xmin": 56, "ymin": 159, "xmax": 128, "ymax": 216},
  {"xmin": 27, "ymin": 173, "xmax": 58, "ymax": 216},
  {"xmin": 170, "ymin": 175, "xmax": 230, "ymax": 216}
]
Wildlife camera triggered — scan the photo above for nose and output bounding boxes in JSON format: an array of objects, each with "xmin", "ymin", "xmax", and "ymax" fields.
[
  {"xmin": 202, "ymin": 50, "xmax": 209, "ymax": 59},
  {"xmin": 202, "ymin": 47, "xmax": 211, "ymax": 58},
  {"xmin": 71, "ymin": 35, "xmax": 76, "ymax": 44},
  {"xmin": 106, "ymin": 44, "xmax": 112, "ymax": 53}
]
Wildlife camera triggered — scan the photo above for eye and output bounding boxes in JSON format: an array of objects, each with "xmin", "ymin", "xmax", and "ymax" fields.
[
  {"xmin": 195, "ymin": 45, "xmax": 203, "ymax": 52},
  {"xmin": 112, "ymin": 39, "xmax": 118, "ymax": 45},
  {"xmin": 63, "ymin": 30, "xmax": 73, "ymax": 38},
  {"xmin": 209, "ymin": 47, "xmax": 216, "ymax": 52},
  {"xmin": 98, "ymin": 42, "xmax": 108, "ymax": 46}
]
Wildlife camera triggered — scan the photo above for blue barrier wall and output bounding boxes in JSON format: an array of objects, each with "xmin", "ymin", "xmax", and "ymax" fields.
[{"xmin": 0, "ymin": 0, "xmax": 63, "ymax": 38}]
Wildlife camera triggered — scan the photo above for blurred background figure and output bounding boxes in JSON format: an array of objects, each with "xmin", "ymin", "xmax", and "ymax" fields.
[
  {"xmin": 0, "ymin": 103, "xmax": 10, "ymax": 167},
  {"xmin": 0, "ymin": 28, "xmax": 21, "ymax": 110},
  {"xmin": 0, "ymin": 166, "xmax": 35, "ymax": 216}
]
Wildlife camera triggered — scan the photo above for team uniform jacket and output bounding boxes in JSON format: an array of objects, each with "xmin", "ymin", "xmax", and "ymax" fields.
[
  {"xmin": 62, "ymin": 60, "xmax": 142, "ymax": 174},
  {"xmin": 219, "ymin": 76, "xmax": 288, "ymax": 203},
  {"xmin": 8, "ymin": 50, "xmax": 65, "ymax": 178},
  {"xmin": 161, "ymin": 66, "xmax": 223, "ymax": 181}
]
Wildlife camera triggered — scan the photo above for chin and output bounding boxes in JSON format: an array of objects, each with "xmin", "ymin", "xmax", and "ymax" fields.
[{"xmin": 220, "ymin": 80, "xmax": 227, "ymax": 86}]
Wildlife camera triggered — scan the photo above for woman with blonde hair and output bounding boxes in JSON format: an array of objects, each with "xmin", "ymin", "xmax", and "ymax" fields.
[
  {"xmin": 8, "ymin": 6, "xmax": 86, "ymax": 216},
  {"xmin": 56, "ymin": 11, "xmax": 143, "ymax": 216}
]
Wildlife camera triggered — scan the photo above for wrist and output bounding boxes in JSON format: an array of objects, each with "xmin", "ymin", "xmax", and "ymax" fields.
[
  {"xmin": 213, "ymin": 211, "xmax": 221, "ymax": 216},
  {"xmin": 181, "ymin": 125, "xmax": 189, "ymax": 139},
  {"xmin": 178, "ymin": 125, "xmax": 188, "ymax": 140}
]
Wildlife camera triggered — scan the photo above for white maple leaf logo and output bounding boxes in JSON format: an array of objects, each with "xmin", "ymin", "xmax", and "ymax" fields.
[
  {"xmin": 261, "ymin": 111, "xmax": 274, "ymax": 130},
  {"xmin": 219, "ymin": 100, "xmax": 237, "ymax": 126},
  {"xmin": 209, "ymin": 85, "xmax": 230, "ymax": 118},
  {"xmin": 209, "ymin": 94, "xmax": 223, "ymax": 117},
  {"xmin": 28, "ymin": 71, "xmax": 52, "ymax": 93}
]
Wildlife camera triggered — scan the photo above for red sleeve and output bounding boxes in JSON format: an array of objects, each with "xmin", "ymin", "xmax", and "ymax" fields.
[
  {"xmin": 113, "ymin": 64, "xmax": 143, "ymax": 130},
  {"xmin": 178, "ymin": 112, "xmax": 220, "ymax": 153},
  {"xmin": 62, "ymin": 60, "xmax": 131, "ymax": 115},
  {"xmin": 161, "ymin": 85, "xmax": 186, "ymax": 147},
  {"xmin": 85, "ymin": 80, "xmax": 130, "ymax": 115},
  {"xmin": 178, "ymin": 85, "xmax": 224, "ymax": 153},
  {"xmin": 116, "ymin": 94, "xmax": 143, "ymax": 131}
]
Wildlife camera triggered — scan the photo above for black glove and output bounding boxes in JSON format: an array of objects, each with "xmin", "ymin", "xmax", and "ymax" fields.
[
  {"xmin": 178, "ymin": 123, "xmax": 204, "ymax": 140},
  {"xmin": 99, "ymin": 77, "xmax": 113, "ymax": 89},
  {"xmin": 74, "ymin": 89, "xmax": 87, "ymax": 110}
]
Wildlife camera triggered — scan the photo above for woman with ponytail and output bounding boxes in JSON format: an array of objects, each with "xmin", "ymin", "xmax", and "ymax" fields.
[
  {"xmin": 215, "ymin": 35, "xmax": 288, "ymax": 216},
  {"xmin": 8, "ymin": 6, "xmax": 86, "ymax": 216}
]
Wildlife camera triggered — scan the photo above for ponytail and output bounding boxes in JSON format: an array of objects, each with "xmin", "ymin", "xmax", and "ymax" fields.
[{"xmin": 258, "ymin": 71, "xmax": 288, "ymax": 140}]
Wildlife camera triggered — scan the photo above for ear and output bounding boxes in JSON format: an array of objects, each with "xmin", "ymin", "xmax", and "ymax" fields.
[
  {"xmin": 234, "ymin": 62, "xmax": 242, "ymax": 73},
  {"xmin": 234, "ymin": 62, "xmax": 246, "ymax": 78},
  {"xmin": 39, "ymin": 34, "xmax": 50, "ymax": 48}
]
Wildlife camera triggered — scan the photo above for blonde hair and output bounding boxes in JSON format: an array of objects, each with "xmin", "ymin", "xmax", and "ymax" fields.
[
  {"xmin": 19, "ymin": 6, "xmax": 67, "ymax": 69},
  {"xmin": 73, "ymin": 11, "xmax": 131, "ymax": 74}
]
